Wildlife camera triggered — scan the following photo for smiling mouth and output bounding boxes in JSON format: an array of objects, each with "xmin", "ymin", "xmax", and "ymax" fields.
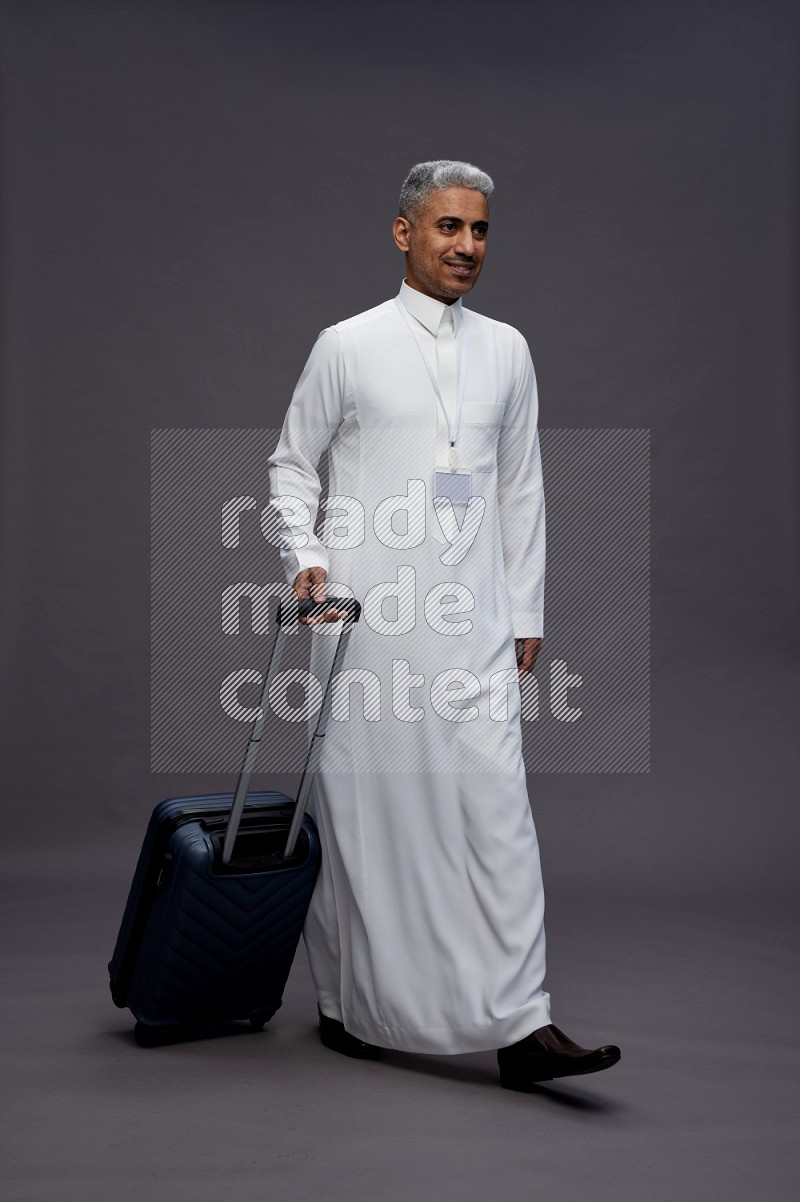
[{"xmin": 445, "ymin": 262, "xmax": 475, "ymax": 275}]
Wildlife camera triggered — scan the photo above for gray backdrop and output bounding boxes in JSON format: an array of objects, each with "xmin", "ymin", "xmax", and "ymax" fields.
[{"xmin": 1, "ymin": 2, "xmax": 798, "ymax": 1199}]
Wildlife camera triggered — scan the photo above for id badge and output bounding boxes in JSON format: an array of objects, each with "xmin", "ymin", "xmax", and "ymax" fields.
[{"xmin": 434, "ymin": 467, "xmax": 472, "ymax": 504}]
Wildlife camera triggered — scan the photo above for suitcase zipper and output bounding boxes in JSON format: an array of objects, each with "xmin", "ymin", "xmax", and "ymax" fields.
[{"xmin": 155, "ymin": 853, "xmax": 173, "ymax": 891}]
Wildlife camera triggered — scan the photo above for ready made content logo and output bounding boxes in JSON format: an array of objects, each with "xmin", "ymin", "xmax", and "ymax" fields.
[{"xmin": 151, "ymin": 428, "xmax": 650, "ymax": 775}]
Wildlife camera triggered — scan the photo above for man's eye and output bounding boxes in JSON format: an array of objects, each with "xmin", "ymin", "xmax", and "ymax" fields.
[{"xmin": 441, "ymin": 223, "xmax": 456, "ymax": 231}]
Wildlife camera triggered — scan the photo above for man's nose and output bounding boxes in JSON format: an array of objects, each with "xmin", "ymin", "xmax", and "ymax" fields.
[{"xmin": 453, "ymin": 229, "xmax": 476, "ymax": 258}]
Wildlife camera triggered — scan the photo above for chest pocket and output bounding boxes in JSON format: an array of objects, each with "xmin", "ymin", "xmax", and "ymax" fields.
[{"xmin": 457, "ymin": 402, "xmax": 504, "ymax": 474}]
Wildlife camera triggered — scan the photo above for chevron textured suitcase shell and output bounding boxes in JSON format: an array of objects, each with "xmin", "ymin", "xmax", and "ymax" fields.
[{"xmin": 108, "ymin": 791, "xmax": 321, "ymax": 1034}]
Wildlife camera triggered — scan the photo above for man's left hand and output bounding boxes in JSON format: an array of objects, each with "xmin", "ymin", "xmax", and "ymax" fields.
[{"xmin": 515, "ymin": 637, "xmax": 542, "ymax": 678}]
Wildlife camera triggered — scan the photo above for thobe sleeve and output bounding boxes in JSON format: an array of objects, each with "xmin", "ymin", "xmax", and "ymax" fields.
[
  {"xmin": 496, "ymin": 331, "xmax": 546, "ymax": 639},
  {"xmin": 266, "ymin": 326, "xmax": 345, "ymax": 585}
]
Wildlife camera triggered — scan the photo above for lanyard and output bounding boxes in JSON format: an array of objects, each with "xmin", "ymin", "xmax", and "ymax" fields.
[{"xmin": 395, "ymin": 298, "xmax": 470, "ymax": 469}]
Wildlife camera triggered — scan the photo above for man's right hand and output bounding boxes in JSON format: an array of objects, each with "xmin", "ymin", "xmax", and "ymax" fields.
[{"xmin": 292, "ymin": 567, "xmax": 350, "ymax": 626}]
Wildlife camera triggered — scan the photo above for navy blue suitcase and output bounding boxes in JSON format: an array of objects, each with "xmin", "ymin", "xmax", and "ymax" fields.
[{"xmin": 109, "ymin": 595, "xmax": 359, "ymax": 1046}]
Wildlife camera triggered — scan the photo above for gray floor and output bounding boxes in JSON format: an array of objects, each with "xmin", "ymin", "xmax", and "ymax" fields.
[{"xmin": 2, "ymin": 837, "xmax": 798, "ymax": 1202}]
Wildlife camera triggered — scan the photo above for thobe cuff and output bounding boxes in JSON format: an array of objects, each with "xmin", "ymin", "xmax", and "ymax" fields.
[{"xmin": 511, "ymin": 611, "xmax": 543, "ymax": 639}]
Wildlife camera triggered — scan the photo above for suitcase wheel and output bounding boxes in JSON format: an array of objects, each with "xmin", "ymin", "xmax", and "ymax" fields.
[{"xmin": 134, "ymin": 1022, "xmax": 172, "ymax": 1047}]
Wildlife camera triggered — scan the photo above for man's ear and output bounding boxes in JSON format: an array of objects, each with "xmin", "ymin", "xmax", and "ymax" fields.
[{"xmin": 392, "ymin": 216, "xmax": 412, "ymax": 253}]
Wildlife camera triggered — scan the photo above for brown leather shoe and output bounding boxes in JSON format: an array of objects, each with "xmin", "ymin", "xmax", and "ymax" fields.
[
  {"xmin": 317, "ymin": 1007, "xmax": 382, "ymax": 1060},
  {"xmin": 497, "ymin": 1023, "xmax": 621, "ymax": 1089}
]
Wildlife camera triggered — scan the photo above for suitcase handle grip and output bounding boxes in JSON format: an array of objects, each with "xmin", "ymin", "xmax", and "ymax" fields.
[{"xmin": 276, "ymin": 596, "xmax": 361, "ymax": 625}]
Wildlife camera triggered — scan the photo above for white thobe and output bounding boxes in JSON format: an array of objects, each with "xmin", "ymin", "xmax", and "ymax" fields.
[{"xmin": 266, "ymin": 280, "xmax": 550, "ymax": 1053}]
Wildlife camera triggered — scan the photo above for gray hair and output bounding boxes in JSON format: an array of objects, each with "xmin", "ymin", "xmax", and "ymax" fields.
[{"xmin": 398, "ymin": 160, "xmax": 494, "ymax": 220}]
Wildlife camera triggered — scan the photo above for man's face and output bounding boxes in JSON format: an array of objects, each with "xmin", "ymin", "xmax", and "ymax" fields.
[{"xmin": 392, "ymin": 186, "xmax": 489, "ymax": 304}]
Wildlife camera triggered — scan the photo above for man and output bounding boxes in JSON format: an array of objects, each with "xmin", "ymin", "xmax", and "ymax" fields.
[{"xmin": 266, "ymin": 160, "xmax": 620, "ymax": 1089}]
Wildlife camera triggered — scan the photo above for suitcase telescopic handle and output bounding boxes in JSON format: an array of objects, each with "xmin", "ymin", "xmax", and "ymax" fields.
[{"xmin": 221, "ymin": 593, "xmax": 361, "ymax": 866}]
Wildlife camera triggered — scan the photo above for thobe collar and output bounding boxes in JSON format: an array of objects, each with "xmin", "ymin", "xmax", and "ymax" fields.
[{"xmin": 397, "ymin": 279, "xmax": 464, "ymax": 337}]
